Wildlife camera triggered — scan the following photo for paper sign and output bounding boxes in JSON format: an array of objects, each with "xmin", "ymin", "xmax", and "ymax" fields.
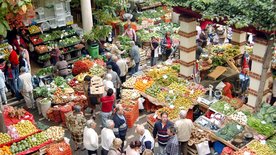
[{"xmin": 163, "ymin": 75, "xmax": 168, "ymax": 79}]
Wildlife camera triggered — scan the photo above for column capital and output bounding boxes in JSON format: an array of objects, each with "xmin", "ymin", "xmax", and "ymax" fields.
[
  {"xmin": 232, "ymin": 29, "xmax": 246, "ymax": 34},
  {"xmin": 179, "ymin": 15, "xmax": 196, "ymax": 23},
  {"xmin": 255, "ymin": 38, "xmax": 269, "ymax": 45}
]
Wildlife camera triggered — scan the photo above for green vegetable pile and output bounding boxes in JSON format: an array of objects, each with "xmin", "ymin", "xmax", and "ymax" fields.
[
  {"xmin": 215, "ymin": 122, "xmax": 244, "ymax": 141},
  {"xmin": 145, "ymin": 84, "xmax": 161, "ymax": 98},
  {"xmin": 267, "ymin": 134, "xmax": 276, "ymax": 152},
  {"xmin": 54, "ymin": 76, "xmax": 66, "ymax": 87},
  {"xmin": 247, "ymin": 117, "xmax": 274, "ymax": 137},
  {"xmin": 34, "ymin": 86, "xmax": 51, "ymax": 98},
  {"xmin": 137, "ymin": 7, "xmax": 166, "ymax": 21},
  {"xmin": 38, "ymin": 53, "xmax": 50, "ymax": 61},
  {"xmin": 255, "ymin": 103, "xmax": 276, "ymax": 127},
  {"xmin": 156, "ymin": 75, "xmax": 179, "ymax": 87},
  {"xmin": 36, "ymin": 67, "xmax": 53, "ymax": 77},
  {"xmin": 210, "ymin": 100, "xmax": 235, "ymax": 115}
]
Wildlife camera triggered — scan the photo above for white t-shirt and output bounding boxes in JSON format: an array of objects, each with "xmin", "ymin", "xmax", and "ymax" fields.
[
  {"xmin": 83, "ymin": 127, "xmax": 98, "ymax": 151},
  {"xmin": 101, "ymin": 128, "xmax": 116, "ymax": 150}
]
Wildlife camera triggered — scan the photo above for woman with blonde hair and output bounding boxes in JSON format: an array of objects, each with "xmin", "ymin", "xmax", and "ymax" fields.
[
  {"xmin": 142, "ymin": 149, "xmax": 153, "ymax": 155},
  {"xmin": 108, "ymin": 138, "xmax": 122, "ymax": 155}
]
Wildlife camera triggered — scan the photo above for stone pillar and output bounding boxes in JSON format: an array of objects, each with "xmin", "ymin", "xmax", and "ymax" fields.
[
  {"xmin": 171, "ymin": 12, "xmax": 180, "ymax": 24},
  {"xmin": 178, "ymin": 15, "xmax": 197, "ymax": 78},
  {"xmin": 247, "ymin": 38, "xmax": 272, "ymax": 108},
  {"xmin": 81, "ymin": 0, "xmax": 93, "ymax": 33},
  {"xmin": 231, "ymin": 29, "xmax": 247, "ymax": 54}
]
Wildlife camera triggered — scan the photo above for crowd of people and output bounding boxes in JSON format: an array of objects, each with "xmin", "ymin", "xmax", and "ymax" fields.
[{"xmin": 66, "ymin": 101, "xmax": 194, "ymax": 155}]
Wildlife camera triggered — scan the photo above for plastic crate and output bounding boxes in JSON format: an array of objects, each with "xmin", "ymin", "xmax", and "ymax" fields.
[
  {"xmin": 54, "ymin": 3, "xmax": 64, "ymax": 11},
  {"xmin": 56, "ymin": 18, "xmax": 66, "ymax": 27},
  {"xmin": 36, "ymin": 7, "xmax": 45, "ymax": 20},
  {"xmin": 55, "ymin": 9, "xmax": 65, "ymax": 16},
  {"xmin": 40, "ymin": 22, "xmax": 51, "ymax": 31},
  {"xmin": 66, "ymin": 15, "xmax": 73, "ymax": 25},
  {"xmin": 48, "ymin": 19, "xmax": 57, "ymax": 29}
]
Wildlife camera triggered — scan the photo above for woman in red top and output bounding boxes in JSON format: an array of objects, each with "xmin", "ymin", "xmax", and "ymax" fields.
[
  {"xmin": 12, "ymin": 34, "xmax": 27, "ymax": 53},
  {"xmin": 100, "ymin": 88, "xmax": 115, "ymax": 128},
  {"xmin": 161, "ymin": 32, "xmax": 173, "ymax": 61}
]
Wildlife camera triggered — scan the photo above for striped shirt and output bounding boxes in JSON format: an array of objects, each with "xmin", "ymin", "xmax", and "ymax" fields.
[
  {"xmin": 152, "ymin": 121, "xmax": 173, "ymax": 146},
  {"xmin": 113, "ymin": 113, "xmax": 127, "ymax": 140}
]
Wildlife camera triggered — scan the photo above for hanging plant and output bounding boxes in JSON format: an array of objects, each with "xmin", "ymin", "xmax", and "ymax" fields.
[
  {"xmin": 83, "ymin": 25, "xmax": 112, "ymax": 42},
  {"xmin": 0, "ymin": 0, "xmax": 35, "ymax": 36}
]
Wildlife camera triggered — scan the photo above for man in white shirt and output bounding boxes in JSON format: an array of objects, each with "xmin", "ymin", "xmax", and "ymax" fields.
[
  {"xmin": 83, "ymin": 119, "xmax": 98, "ymax": 155},
  {"xmin": 115, "ymin": 55, "xmax": 128, "ymax": 83},
  {"xmin": 101, "ymin": 119, "xmax": 116, "ymax": 155},
  {"xmin": 174, "ymin": 110, "xmax": 194, "ymax": 155},
  {"xmin": 18, "ymin": 67, "xmax": 34, "ymax": 109},
  {"xmin": 135, "ymin": 125, "xmax": 154, "ymax": 153}
]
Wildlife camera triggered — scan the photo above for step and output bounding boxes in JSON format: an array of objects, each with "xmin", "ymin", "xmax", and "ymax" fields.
[
  {"xmin": 7, "ymin": 97, "xmax": 17, "ymax": 103},
  {"xmin": 6, "ymin": 99, "xmax": 25, "ymax": 107}
]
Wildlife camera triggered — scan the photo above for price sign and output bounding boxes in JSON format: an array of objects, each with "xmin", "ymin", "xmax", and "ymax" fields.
[
  {"xmin": 142, "ymin": 80, "xmax": 148, "ymax": 84},
  {"xmin": 163, "ymin": 75, "xmax": 168, "ymax": 79}
]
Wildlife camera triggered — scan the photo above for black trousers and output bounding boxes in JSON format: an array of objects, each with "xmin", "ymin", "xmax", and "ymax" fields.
[
  {"xmin": 101, "ymin": 149, "xmax": 109, "ymax": 155},
  {"xmin": 120, "ymin": 76, "xmax": 126, "ymax": 83},
  {"xmin": 87, "ymin": 150, "xmax": 97, "ymax": 155},
  {"xmin": 270, "ymin": 96, "xmax": 276, "ymax": 105}
]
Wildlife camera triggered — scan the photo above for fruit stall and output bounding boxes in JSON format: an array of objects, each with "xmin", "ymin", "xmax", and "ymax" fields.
[
  {"xmin": 28, "ymin": 24, "xmax": 82, "ymax": 67},
  {"xmin": 0, "ymin": 106, "xmax": 67, "ymax": 155}
]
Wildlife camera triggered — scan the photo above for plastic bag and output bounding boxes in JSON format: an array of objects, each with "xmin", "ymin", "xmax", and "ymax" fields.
[{"xmin": 138, "ymin": 97, "xmax": 145, "ymax": 110}]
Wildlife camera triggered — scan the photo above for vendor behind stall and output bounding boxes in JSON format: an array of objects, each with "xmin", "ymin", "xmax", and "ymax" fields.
[
  {"xmin": 123, "ymin": 24, "xmax": 137, "ymax": 42},
  {"xmin": 55, "ymin": 55, "xmax": 69, "ymax": 78},
  {"xmin": 161, "ymin": 32, "xmax": 173, "ymax": 61}
]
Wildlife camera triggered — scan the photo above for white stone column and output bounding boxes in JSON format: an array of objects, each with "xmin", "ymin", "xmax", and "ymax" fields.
[
  {"xmin": 247, "ymin": 38, "xmax": 272, "ymax": 108},
  {"xmin": 231, "ymin": 29, "xmax": 247, "ymax": 54},
  {"xmin": 171, "ymin": 12, "xmax": 180, "ymax": 24},
  {"xmin": 178, "ymin": 15, "xmax": 197, "ymax": 78},
  {"xmin": 81, "ymin": 0, "xmax": 93, "ymax": 33}
]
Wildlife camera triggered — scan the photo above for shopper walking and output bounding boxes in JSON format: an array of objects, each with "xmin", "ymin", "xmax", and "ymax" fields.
[
  {"xmin": 107, "ymin": 55, "xmax": 121, "ymax": 77},
  {"xmin": 165, "ymin": 126, "xmax": 179, "ymax": 155},
  {"xmin": 113, "ymin": 105, "xmax": 127, "ymax": 151},
  {"xmin": 103, "ymin": 74, "xmax": 116, "ymax": 95},
  {"xmin": 135, "ymin": 125, "xmax": 154, "ymax": 153},
  {"xmin": 116, "ymin": 55, "xmax": 128, "ymax": 83},
  {"xmin": 100, "ymin": 88, "xmax": 115, "ymax": 128},
  {"xmin": 108, "ymin": 138, "xmax": 123, "ymax": 155},
  {"xmin": 152, "ymin": 112, "xmax": 174, "ymax": 155},
  {"xmin": 18, "ymin": 67, "xmax": 35, "ymax": 109},
  {"xmin": 66, "ymin": 105, "xmax": 87, "ymax": 151},
  {"xmin": 125, "ymin": 141, "xmax": 141, "ymax": 155},
  {"xmin": 83, "ymin": 76, "xmax": 99, "ymax": 119},
  {"xmin": 161, "ymin": 32, "xmax": 173, "ymax": 61},
  {"xmin": 18, "ymin": 46, "xmax": 30, "ymax": 69},
  {"xmin": 0, "ymin": 68, "xmax": 7, "ymax": 111},
  {"xmin": 150, "ymin": 36, "xmax": 159, "ymax": 66},
  {"xmin": 4, "ymin": 62, "xmax": 16, "ymax": 97},
  {"xmin": 8, "ymin": 45, "xmax": 20, "ymax": 99},
  {"xmin": 19, "ymin": 52, "xmax": 30, "ymax": 73},
  {"xmin": 83, "ymin": 119, "xmax": 99, "ymax": 155},
  {"xmin": 175, "ymin": 110, "xmax": 194, "ymax": 155},
  {"xmin": 55, "ymin": 55, "xmax": 69, "ymax": 78},
  {"xmin": 129, "ymin": 41, "xmax": 140, "ymax": 75},
  {"xmin": 101, "ymin": 120, "xmax": 116, "ymax": 155},
  {"xmin": 107, "ymin": 65, "xmax": 121, "ymax": 99}
]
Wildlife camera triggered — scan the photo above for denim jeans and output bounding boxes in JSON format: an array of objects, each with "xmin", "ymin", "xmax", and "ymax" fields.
[
  {"xmin": 100, "ymin": 111, "xmax": 112, "ymax": 127},
  {"xmin": 151, "ymin": 57, "xmax": 157, "ymax": 66},
  {"xmin": 131, "ymin": 62, "xmax": 140, "ymax": 75},
  {"xmin": 159, "ymin": 145, "xmax": 166, "ymax": 155}
]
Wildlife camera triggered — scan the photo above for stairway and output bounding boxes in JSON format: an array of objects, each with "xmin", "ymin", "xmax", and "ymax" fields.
[{"xmin": 5, "ymin": 91, "xmax": 25, "ymax": 107}]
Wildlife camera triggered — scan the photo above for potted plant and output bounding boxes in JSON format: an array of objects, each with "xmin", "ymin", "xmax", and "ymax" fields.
[{"xmin": 83, "ymin": 25, "xmax": 112, "ymax": 59}]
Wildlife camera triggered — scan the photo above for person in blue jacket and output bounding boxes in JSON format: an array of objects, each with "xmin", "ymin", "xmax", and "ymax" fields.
[{"xmin": 113, "ymin": 104, "xmax": 127, "ymax": 152}]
